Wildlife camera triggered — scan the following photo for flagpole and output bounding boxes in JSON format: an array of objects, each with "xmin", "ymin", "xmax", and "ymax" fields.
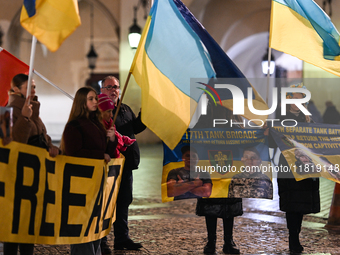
[
  {"xmin": 266, "ymin": 47, "xmax": 272, "ymax": 104},
  {"xmin": 112, "ymin": 0, "xmax": 152, "ymax": 124},
  {"xmin": 26, "ymin": 36, "xmax": 37, "ymax": 105},
  {"xmin": 112, "ymin": 72, "xmax": 132, "ymax": 124},
  {"xmin": 33, "ymin": 70, "xmax": 74, "ymax": 100}
]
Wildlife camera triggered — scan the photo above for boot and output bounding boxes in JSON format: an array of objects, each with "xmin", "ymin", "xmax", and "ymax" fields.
[
  {"xmin": 203, "ymin": 238, "xmax": 216, "ymax": 254},
  {"xmin": 286, "ymin": 212, "xmax": 304, "ymax": 254},
  {"xmin": 100, "ymin": 241, "xmax": 112, "ymax": 255},
  {"xmin": 289, "ymin": 233, "xmax": 303, "ymax": 254},
  {"xmin": 223, "ymin": 237, "xmax": 240, "ymax": 254},
  {"xmin": 204, "ymin": 216, "xmax": 217, "ymax": 254}
]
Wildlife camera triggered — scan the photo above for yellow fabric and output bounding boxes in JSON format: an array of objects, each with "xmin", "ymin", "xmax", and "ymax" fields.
[
  {"xmin": 270, "ymin": 1, "xmax": 340, "ymax": 77},
  {"xmin": 20, "ymin": 0, "xmax": 81, "ymax": 52},
  {"xmin": 161, "ymin": 160, "xmax": 272, "ymax": 202},
  {"xmin": 130, "ymin": 16, "xmax": 197, "ymax": 150},
  {"xmin": 0, "ymin": 140, "xmax": 123, "ymax": 244}
]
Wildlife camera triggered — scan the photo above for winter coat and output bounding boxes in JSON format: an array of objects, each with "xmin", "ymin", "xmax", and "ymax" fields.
[
  {"xmin": 7, "ymin": 93, "xmax": 52, "ymax": 149},
  {"xmin": 113, "ymin": 101, "xmax": 146, "ymax": 171},
  {"xmin": 62, "ymin": 113, "xmax": 116, "ymax": 159},
  {"xmin": 196, "ymin": 197, "xmax": 243, "ymax": 218},
  {"xmin": 323, "ymin": 106, "xmax": 340, "ymax": 124},
  {"xmin": 277, "ymin": 110, "xmax": 320, "ymax": 214}
]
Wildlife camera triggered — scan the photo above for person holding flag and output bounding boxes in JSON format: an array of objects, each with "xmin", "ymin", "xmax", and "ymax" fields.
[
  {"xmin": 4, "ymin": 73, "xmax": 60, "ymax": 255},
  {"xmin": 276, "ymin": 83, "xmax": 320, "ymax": 254},
  {"xmin": 100, "ymin": 76, "xmax": 146, "ymax": 252}
]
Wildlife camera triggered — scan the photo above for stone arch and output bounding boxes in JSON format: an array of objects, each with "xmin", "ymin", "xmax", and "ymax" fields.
[
  {"xmin": 7, "ymin": 0, "xmax": 120, "ymax": 56},
  {"xmin": 220, "ymin": 8, "xmax": 271, "ymax": 52}
]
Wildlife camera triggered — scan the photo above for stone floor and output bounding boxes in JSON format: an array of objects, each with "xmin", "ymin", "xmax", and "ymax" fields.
[{"xmin": 1, "ymin": 144, "xmax": 340, "ymax": 254}]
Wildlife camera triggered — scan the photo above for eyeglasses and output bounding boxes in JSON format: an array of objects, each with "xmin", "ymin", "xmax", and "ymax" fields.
[{"xmin": 102, "ymin": 85, "xmax": 120, "ymax": 90}]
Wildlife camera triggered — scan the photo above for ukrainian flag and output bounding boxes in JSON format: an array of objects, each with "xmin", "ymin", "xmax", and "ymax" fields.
[
  {"xmin": 270, "ymin": 0, "xmax": 340, "ymax": 76},
  {"xmin": 175, "ymin": 0, "xmax": 268, "ymax": 122},
  {"xmin": 130, "ymin": 0, "xmax": 268, "ymax": 150},
  {"xmin": 130, "ymin": 0, "xmax": 215, "ymax": 149},
  {"xmin": 20, "ymin": 0, "xmax": 81, "ymax": 52}
]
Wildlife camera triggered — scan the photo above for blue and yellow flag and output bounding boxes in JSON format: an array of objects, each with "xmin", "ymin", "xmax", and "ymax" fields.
[
  {"xmin": 270, "ymin": 0, "xmax": 340, "ymax": 76},
  {"xmin": 130, "ymin": 0, "xmax": 267, "ymax": 150},
  {"xmin": 20, "ymin": 0, "xmax": 81, "ymax": 52}
]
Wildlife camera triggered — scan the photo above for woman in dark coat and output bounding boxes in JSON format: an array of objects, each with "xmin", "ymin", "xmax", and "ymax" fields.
[
  {"xmin": 4, "ymin": 73, "xmax": 60, "ymax": 255},
  {"xmin": 277, "ymin": 84, "xmax": 320, "ymax": 254},
  {"xmin": 60, "ymin": 86, "xmax": 117, "ymax": 255},
  {"xmin": 194, "ymin": 103, "xmax": 243, "ymax": 254}
]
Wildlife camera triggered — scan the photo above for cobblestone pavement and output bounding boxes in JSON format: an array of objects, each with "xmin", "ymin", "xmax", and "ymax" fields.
[
  {"xmin": 24, "ymin": 197, "xmax": 340, "ymax": 255},
  {"xmin": 2, "ymin": 144, "xmax": 340, "ymax": 254}
]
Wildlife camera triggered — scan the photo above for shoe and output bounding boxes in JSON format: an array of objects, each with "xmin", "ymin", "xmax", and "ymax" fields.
[
  {"xmin": 114, "ymin": 239, "xmax": 143, "ymax": 250},
  {"xmin": 289, "ymin": 234, "xmax": 303, "ymax": 254},
  {"xmin": 289, "ymin": 244, "xmax": 303, "ymax": 254},
  {"xmin": 203, "ymin": 240, "xmax": 216, "ymax": 254},
  {"xmin": 100, "ymin": 241, "xmax": 112, "ymax": 255},
  {"xmin": 223, "ymin": 239, "xmax": 240, "ymax": 254}
]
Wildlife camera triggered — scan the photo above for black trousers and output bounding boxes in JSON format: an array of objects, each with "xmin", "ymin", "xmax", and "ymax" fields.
[
  {"xmin": 101, "ymin": 168, "xmax": 133, "ymax": 245},
  {"xmin": 286, "ymin": 212, "xmax": 303, "ymax": 234},
  {"xmin": 205, "ymin": 216, "xmax": 234, "ymax": 241},
  {"xmin": 4, "ymin": 243, "xmax": 34, "ymax": 255},
  {"xmin": 113, "ymin": 168, "xmax": 133, "ymax": 243}
]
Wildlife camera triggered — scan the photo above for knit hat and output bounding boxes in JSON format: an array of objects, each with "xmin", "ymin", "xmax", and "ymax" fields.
[
  {"xmin": 286, "ymin": 82, "xmax": 307, "ymax": 99},
  {"xmin": 98, "ymin": 94, "xmax": 115, "ymax": 111}
]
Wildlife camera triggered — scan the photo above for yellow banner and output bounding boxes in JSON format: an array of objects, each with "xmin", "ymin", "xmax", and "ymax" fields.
[
  {"xmin": 0, "ymin": 140, "xmax": 123, "ymax": 244},
  {"xmin": 161, "ymin": 129, "xmax": 273, "ymax": 202}
]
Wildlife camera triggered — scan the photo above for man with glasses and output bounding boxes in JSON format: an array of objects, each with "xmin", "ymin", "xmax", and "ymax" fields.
[{"xmin": 100, "ymin": 76, "xmax": 146, "ymax": 253}]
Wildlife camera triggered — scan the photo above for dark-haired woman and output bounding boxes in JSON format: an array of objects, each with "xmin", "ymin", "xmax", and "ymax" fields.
[
  {"xmin": 4, "ymin": 73, "xmax": 59, "ymax": 255},
  {"xmin": 60, "ymin": 86, "xmax": 116, "ymax": 255}
]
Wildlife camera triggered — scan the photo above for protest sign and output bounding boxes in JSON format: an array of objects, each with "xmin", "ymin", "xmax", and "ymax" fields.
[
  {"xmin": 0, "ymin": 140, "xmax": 123, "ymax": 244},
  {"xmin": 162, "ymin": 128, "xmax": 273, "ymax": 202},
  {"xmin": 270, "ymin": 123, "xmax": 340, "ymax": 182}
]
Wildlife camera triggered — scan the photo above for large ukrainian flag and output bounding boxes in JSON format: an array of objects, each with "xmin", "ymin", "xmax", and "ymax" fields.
[
  {"xmin": 130, "ymin": 0, "xmax": 215, "ymax": 150},
  {"xmin": 130, "ymin": 0, "xmax": 268, "ymax": 150},
  {"xmin": 270, "ymin": 0, "xmax": 340, "ymax": 76},
  {"xmin": 20, "ymin": 0, "xmax": 81, "ymax": 52}
]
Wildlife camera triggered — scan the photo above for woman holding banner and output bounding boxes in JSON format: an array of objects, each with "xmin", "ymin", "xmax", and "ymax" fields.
[
  {"xmin": 277, "ymin": 83, "xmax": 320, "ymax": 254},
  {"xmin": 4, "ymin": 73, "xmax": 60, "ymax": 255},
  {"xmin": 60, "ymin": 86, "xmax": 117, "ymax": 255},
  {"xmin": 195, "ymin": 103, "xmax": 243, "ymax": 255}
]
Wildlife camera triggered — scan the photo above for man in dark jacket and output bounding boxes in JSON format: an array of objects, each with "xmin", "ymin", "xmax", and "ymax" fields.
[
  {"xmin": 323, "ymin": 101, "xmax": 340, "ymax": 124},
  {"xmin": 100, "ymin": 76, "xmax": 146, "ymax": 253}
]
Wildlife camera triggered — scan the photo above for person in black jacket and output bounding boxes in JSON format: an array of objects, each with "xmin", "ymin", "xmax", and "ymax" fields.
[
  {"xmin": 100, "ymin": 76, "xmax": 146, "ymax": 253},
  {"xmin": 194, "ymin": 103, "xmax": 243, "ymax": 254},
  {"xmin": 277, "ymin": 85, "xmax": 320, "ymax": 254},
  {"xmin": 323, "ymin": 101, "xmax": 340, "ymax": 124}
]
